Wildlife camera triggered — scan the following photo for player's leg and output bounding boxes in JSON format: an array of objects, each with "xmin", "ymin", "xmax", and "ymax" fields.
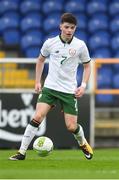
[
  {"xmin": 9, "ymin": 102, "xmax": 51, "ymax": 160},
  {"xmin": 19, "ymin": 102, "xmax": 51, "ymax": 154},
  {"xmin": 64, "ymin": 113, "xmax": 86, "ymax": 144},
  {"xmin": 9, "ymin": 87, "xmax": 56, "ymax": 160},
  {"xmin": 61, "ymin": 92, "xmax": 93, "ymax": 160},
  {"xmin": 64, "ymin": 113, "xmax": 93, "ymax": 160}
]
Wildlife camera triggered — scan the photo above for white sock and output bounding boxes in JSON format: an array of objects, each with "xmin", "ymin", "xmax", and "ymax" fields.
[
  {"xmin": 19, "ymin": 124, "xmax": 38, "ymax": 155},
  {"xmin": 73, "ymin": 125, "xmax": 87, "ymax": 146}
]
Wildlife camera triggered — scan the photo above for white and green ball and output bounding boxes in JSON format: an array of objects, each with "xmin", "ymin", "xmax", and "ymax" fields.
[{"xmin": 33, "ymin": 136, "xmax": 53, "ymax": 157}]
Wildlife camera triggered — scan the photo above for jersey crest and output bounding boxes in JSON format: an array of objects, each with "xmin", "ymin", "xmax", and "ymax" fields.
[{"xmin": 69, "ymin": 48, "xmax": 76, "ymax": 56}]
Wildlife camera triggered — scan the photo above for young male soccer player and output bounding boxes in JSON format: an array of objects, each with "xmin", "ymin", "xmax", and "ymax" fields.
[{"xmin": 9, "ymin": 13, "xmax": 93, "ymax": 160}]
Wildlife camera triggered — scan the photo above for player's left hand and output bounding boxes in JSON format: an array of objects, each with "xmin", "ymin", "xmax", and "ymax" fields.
[
  {"xmin": 75, "ymin": 86, "xmax": 85, "ymax": 98},
  {"xmin": 35, "ymin": 82, "xmax": 42, "ymax": 94}
]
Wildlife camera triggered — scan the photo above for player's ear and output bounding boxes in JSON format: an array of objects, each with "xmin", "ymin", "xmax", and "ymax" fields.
[{"xmin": 59, "ymin": 24, "xmax": 62, "ymax": 31}]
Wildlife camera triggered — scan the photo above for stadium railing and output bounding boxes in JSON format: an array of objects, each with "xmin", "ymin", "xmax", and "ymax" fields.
[
  {"xmin": 0, "ymin": 58, "xmax": 36, "ymax": 92},
  {"xmin": 93, "ymin": 58, "xmax": 119, "ymax": 147},
  {"xmin": 94, "ymin": 58, "xmax": 119, "ymax": 94}
]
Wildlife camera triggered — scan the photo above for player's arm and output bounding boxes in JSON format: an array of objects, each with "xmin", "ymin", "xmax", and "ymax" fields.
[
  {"xmin": 35, "ymin": 54, "xmax": 46, "ymax": 93},
  {"xmin": 75, "ymin": 62, "xmax": 91, "ymax": 98},
  {"xmin": 75, "ymin": 41, "xmax": 91, "ymax": 98},
  {"xmin": 82, "ymin": 62, "xmax": 91, "ymax": 86}
]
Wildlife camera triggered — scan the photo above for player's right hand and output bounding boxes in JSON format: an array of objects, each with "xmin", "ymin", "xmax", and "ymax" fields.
[{"xmin": 35, "ymin": 82, "xmax": 42, "ymax": 93}]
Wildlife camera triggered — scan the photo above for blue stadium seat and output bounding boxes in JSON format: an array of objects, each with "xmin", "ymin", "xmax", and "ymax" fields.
[
  {"xmin": 76, "ymin": 14, "xmax": 87, "ymax": 30},
  {"xmin": 111, "ymin": 34, "xmax": 119, "ymax": 51},
  {"xmin": 65, "ymin": 0, "xmax": 85, "ymax": 13},
  {"xmin": 75, "ymin": 30, "xmax": 88, "ymax": 43},
  {"xmin": 0, "ymin": 16, "xmax": 19, "ymax": 33},
  {"xmin": 88, "ymin": 14, "xmax": 108, "ymax": 33},
  {"xmin": 45, "ymin": 29, "xmax": 60, "ymax": 39},
  {"xmin": 1, "ymin": 12, "xmax": 20, "ymax": 21},
  {"xmin": 43, "ymin": 14, "xmax": 60, "ymax": 32},
  {"xmin": 29, "ymin": 0, "xmax": 42, "ymax": 2},
  {"xmin": 20, "ymin": 0, "xmax": 41, "ymax": 15},
  {"xmin": 26, "ymin": 30, "xmax": 43, "ymax": 38},
  {"xmin": 109, "ymin": 2, "xmax": 119, "ymax": 16},
  {"xmin": 88, "ymin": 0, "xmax": 110, "ymax": 3},
  {"xmin": 43, "ymin": 30, "xmax": 59, "ymax": 42},
  {"xmin": 12, "ymin": 0, "xmax": 21, "ymax": 3},
  {"xmin": 112, "ymin": 73, "xmax": 119, "ymax": 88},
  {"xmin": 92, "ymin": 48, "xmax": 111, "ymax": 58},
  {"xmin": 112, "ymin": 63, "xmax": 119, "ymax": 73},
  {"xmin": 110, "ymin": 16, "xmax": 119, "ymax": 33},
  {"xmin": 0, "ymin": 0, "xmax": 18, "ymax": 14},
  {"xmin": 21, "ymin": 34, "xmax": 42, "ymax": 50},
  {"xmin": 87, "ymin": 1, "xmax": 107, "ymax": 15},
  {"xmin": 89, "ymin": 31, "xmax": 110, "ymax": 50},
  {"xmin": 25, "ymin": 47, "xmax": 40, "ymax": 57},
  {"xmin": 42, "ymin": 0, "xmax": 63, "ymax": 14},
  {"xmin": 97, "ymin": 66, "xmax": 113, "ymax": 88},
  {"xmin": 3, "ymin": 29, "xmax": 21, "ymax": 45},
  {"xmin": 21, "ymin": 33, "xmax": 42, "ymax": 57},
  {"xmin": 0, "ymin": 13, "xmax": 20, "ymax": 37},
  {"xmin": 0, "ymin": 19, "xmax": 2, "ymax": 36},
  {"xmin": 23, "ymin": 12, "xmax": 42, "ymax": 20},
  {"xmin": 21, "ymin": 16, "xmax": 41, "ymax": 32},
  {"xmin": 114, "ymin": 51, "xmax": 119, "ymax": 58},
  {"xmin": 113, "ymin": 95, "xmax": 119, "ymax": 106},
  {"xmin": 96, "ymin": 94, "xmax": 113, "ymax": 104}
]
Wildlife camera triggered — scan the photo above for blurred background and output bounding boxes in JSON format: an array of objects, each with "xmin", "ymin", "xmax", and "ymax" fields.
[
  {"xmin": 0, "ymin": 0, "xmax": 119, "ymax": 58},
  {"xmin": 0, "ymin": 0, "xmax": 119, "ymax": 149}
]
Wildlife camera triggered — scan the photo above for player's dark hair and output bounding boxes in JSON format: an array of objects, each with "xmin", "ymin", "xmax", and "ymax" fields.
[{"xmin": 61, "ymin": 13, "xmax": 77, "ymax": 25}]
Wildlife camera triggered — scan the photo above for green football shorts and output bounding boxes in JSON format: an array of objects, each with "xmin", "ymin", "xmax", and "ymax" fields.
[{"xmin": 37, "ymin": 87, "xmax": 78, "ymax": 115}]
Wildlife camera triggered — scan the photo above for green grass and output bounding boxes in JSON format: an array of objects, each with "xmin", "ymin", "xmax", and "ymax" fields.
[{"xmin": 0, "ymin": 149, "xmax": 119, "ymax": 179}]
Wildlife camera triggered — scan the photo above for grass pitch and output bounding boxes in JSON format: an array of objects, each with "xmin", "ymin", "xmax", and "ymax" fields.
[{"xmin": 0, "ymin": 149, "xmax": 119, "ymax": 179}]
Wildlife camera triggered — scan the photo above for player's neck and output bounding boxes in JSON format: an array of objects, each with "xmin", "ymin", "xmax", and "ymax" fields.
[{"xmin": 60, "ymin": 34, "xmax": 73, "ymax": 44}]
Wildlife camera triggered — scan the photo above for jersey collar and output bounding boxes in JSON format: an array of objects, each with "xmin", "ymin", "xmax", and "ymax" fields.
[{"xmin": 59, "ymin": 34, "xmax": 73, "ymax": 44}]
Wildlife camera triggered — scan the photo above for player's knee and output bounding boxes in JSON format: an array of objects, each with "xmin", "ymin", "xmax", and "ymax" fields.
[{"xmin": 66, "ymin": 123, "xmax": 76, "ymax": 133}]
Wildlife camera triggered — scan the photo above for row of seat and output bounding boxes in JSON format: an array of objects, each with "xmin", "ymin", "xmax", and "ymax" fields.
[
  {"xmin": 77, "ymin": 64, "xmax": 119, "ymax": 105},
  {"xmin": 0, "ymin": 0, "xmax": 119, "ymax": 16},
  {"xmin": 0, "ymin": 79, "xmax": 35, "ymax": 88},
  {"xmin": 1, "ymin": 13, "xmax": 119, "ymax": 34},
  {"xmin": 1, "ymin": 63, "xmax": 119, "ymax": 90},
  {"xmin": 0, "ymin": 0, "xmax": 119, "ymax": 58},
  {"xmin": 0, "ymin": 68, "xmax": 35, "ymax": 88},
  {"xmin": 96, "ymin": 94, "xmax": 119, "ymax": 105},
  {"xmin": 76, "ymin": 64, "xmax": 119, "ymax": 89},
  {"xmin": 1, "ymin": 25, "xmax": 119, "ymax": 57},
  {"xmin": 0, "ymin": 51, "xmax": 6, "ymax": 58}
]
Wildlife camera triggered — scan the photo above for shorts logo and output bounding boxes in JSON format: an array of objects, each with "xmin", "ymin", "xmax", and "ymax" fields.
[
  {"xmin": 69, "ymin": 48, "xmax": 76, "ymax": 56},
  {"xmin": 38, "ymin": 93, "xmax": 42, "ymax": 99}
]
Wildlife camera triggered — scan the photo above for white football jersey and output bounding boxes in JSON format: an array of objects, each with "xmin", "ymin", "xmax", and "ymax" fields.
[{"xmin": 40, "ymin": 35, "xmax": 91, "ymax": 93}]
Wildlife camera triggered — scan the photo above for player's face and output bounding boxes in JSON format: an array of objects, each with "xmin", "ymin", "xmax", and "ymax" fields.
[{"xmin": 60, "ymin": 22, "xmax": 76, "ymax": 41}]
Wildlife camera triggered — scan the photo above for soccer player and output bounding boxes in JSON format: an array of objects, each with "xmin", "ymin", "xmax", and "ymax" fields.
[{"xmin": 9, "ymin": 13, "xmax": 93, "ymax": 160}]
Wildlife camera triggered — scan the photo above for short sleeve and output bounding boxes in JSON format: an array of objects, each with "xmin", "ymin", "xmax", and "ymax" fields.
[
  {"xmin": 80, "ymin": 42, "xmax": 91, "ymax": 64},
  {"xmin": 40, "ymin": 39, "xmax": 50, "ymax": 57}
]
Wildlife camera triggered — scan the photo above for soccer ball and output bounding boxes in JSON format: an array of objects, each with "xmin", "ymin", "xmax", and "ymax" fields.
[{"xmin": 33, "ymin": 136, "xmax": 53, "ymax": 157}]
